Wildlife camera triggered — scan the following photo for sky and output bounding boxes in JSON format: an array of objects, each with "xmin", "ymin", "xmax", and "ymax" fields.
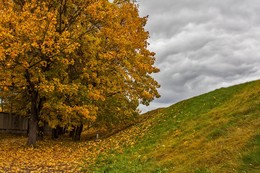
[{"xmin": 137, "ymin": 0, "xmax": 260, "ymax": 112}]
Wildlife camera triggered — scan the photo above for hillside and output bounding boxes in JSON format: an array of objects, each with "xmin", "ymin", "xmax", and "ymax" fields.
[
  {"xmin": 92, "ymin": 80, "xmax": 260, "ymax": 173},
  {"xmin": 0, "ymin": 80, "xmax": 259, "ymax": 172}
]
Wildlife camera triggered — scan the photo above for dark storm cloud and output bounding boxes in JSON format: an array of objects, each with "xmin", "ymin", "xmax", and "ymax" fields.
[{"xmin": 138, "ymin": 0, "xmax": 260, "ymax": 112}]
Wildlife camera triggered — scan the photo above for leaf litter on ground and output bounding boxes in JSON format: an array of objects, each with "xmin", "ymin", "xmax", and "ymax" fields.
[{"xmin": 0, "ymin": 116, "xmax": 153, "ymax": 173}]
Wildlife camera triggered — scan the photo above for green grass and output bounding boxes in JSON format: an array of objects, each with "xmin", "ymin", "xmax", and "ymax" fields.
[
  {"xmin": 239, "ymin": 134, "xmax": 260, "ymax": 173},
  {"xmin": 87, "ymin": 80, "xmax": 260, "ymax": 173}
]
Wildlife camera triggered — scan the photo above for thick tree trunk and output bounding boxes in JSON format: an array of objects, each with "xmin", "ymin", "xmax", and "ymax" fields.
[
  {"xmin": 27, "ymin": 117, "xmax": 38, "ymax": 146},
  {"xmin": 27, "ymin": 91, "xmax": 39, "ymax": 146}
]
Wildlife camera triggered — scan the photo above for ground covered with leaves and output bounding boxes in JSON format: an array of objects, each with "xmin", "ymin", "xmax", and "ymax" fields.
[{"xmin": 0, "ymin": 120, "xmax": 151, "ymax": 173}]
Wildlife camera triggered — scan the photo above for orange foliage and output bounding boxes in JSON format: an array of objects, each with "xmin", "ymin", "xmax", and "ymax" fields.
[{"xmin": 0, "ymin": 0, "xmax": 160, "ymax": 145}]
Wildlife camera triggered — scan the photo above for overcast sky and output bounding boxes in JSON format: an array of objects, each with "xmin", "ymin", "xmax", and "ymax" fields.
[{"xmin": 137, "ymin": 0, "xmax": 260, "ymax": 112}]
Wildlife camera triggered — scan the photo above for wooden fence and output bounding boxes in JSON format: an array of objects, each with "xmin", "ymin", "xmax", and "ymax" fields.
[{"xmin": 0, "ymin": 112, "xmax": 28, "ymax": 134}]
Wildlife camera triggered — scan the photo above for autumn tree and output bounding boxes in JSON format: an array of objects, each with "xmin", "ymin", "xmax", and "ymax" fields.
[{"xmin": 0, "ymin": 0, "xmax": 160, "ymax": 146}]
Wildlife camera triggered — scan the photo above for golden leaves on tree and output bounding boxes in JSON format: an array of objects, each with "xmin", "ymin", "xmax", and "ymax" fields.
[{"xmin": 0, "ymin": 0, "xmax": 160, "ymax": 145}]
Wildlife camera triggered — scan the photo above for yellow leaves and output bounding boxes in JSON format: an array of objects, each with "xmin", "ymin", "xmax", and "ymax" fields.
[
  {"xmin": 102, "ymin": 51, "xmax": 117, "ymax": 60},
  {"xmin": 88, "ymin": 89, "xmax": 105, "ymax": 101},
  {"xmin": 0, "ymin": 0, "xmax": 160, "ymax": 143},
  {"xmin": 3, "ymin": 86, "xmax": 9, "ymax": 91},
  {"xmin": 0, "ymin": 114, "xmax": 150, "ymax": 172},
  {"xmin": 37, "ymin": 84, "xmax": 55, "ymax": 95},
  {"xmin": 0, "ymin": 47, "xmax": 4, "ymax": 61},
  {"xmin": 38, "ymin": 84, "xmax": 55, "ymax": 94},
  {"xmin": 38, "ymin": 78, "xmax": 80, "ymax": 96},
  {"xmin": 0, "ymin": 134, "xmax": 82, "ymax": 172},
  {"xmin": 0, "ymin": 0, "xmax": 77, "ymax": 62},
  {"xmin": 57, "ymin": 57, "xmax": 75, "ymax": 66},
  {"xmin": 22, "ymin": 61, "xmax": 30, "ymax": 68},
  {"xmin": 31, "ymin": 42, "xmax": 39, "ymax": 48},
  {"xmin": 73, "ymin": 106, "xmax": 90, "ymax": 118}
]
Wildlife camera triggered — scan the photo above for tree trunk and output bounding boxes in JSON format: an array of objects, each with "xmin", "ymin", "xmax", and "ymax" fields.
[
  {"xmin": 27, "ymin": 117, "xmax": 38, "ymax": 146},
  {"xmin": 27, "ymin": 91, "xmax": 39, "ymax": 146},
  {"xmin": 72, "ymin": 124, "xmax": 83, "ymax": 141},
  {"xmin": 52, "ymin": 128, "xmax": 59, "ymax": 139},
  {"xmin": 52, "ymin": 126, "xmax": 65, "ymax": 139}
]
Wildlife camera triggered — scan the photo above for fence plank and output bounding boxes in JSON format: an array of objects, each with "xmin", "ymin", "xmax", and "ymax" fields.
[{"xmin": 0, "ymin": 112, "xmax": 28, "ymax": 134}]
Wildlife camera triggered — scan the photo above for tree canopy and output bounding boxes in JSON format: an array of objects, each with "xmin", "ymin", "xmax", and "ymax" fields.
[{"xmin": 0, "ymin": 0, "xmax": 160, "ymax": 145}]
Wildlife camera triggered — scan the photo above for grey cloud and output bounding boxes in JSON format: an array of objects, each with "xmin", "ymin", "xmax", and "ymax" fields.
[{"xmin": 137, "ymin": 0, "xmax": 260, "ymax": 112}]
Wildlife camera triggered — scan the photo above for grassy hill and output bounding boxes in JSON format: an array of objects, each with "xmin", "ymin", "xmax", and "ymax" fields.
[
  {"xmin": 0, "ymin": 80, "xmax": 259, "ymax": 172},
  {"xmin": 91, "ymin": 80, "xmax": 260, "ymax": 173}
]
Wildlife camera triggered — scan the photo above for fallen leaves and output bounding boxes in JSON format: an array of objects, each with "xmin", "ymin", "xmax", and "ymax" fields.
[{"xmin": 0, "ymin": 117, "xmax": 152, "ymax": 172}]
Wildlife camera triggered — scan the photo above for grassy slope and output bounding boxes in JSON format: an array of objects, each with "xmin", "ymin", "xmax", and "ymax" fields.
[{"xmin": 92, "ymin": 80, "xmax": 260, "ymax": 173}]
